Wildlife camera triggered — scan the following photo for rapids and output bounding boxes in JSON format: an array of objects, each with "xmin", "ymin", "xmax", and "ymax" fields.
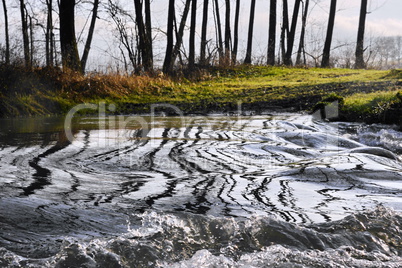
[{"xmin": 0, "ymin": 113, "xmax": 401, "ymax": 267}]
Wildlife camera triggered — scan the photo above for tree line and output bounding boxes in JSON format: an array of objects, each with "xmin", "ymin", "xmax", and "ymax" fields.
[{"xmin": 0, "ymin": 0, "xmax": 398, "ymax": 75}]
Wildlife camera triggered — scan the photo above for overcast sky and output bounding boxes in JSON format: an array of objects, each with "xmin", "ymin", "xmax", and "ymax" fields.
[
  {"xmin": 328, "ymin": 0, "xmax": 402, "ymax": 37},
  {"xmin": 250, "ymin": 0, "xmax": 402, "ymax": 45}
]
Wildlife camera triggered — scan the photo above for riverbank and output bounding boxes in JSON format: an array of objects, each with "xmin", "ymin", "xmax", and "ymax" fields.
[{"xmin": 0, "ymin": 65, "xmax": 401, "ymax": 125}]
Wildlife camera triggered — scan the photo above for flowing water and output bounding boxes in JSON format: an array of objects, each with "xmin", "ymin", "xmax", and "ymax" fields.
[{"xmin": 1, "ymin": 113, "xmax": 402, "ymax": 267}]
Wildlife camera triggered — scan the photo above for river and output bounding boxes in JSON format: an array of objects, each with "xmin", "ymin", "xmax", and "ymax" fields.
[{"xmin": 0, "ymin": 112, "xmax": 402, "ymax": 267}]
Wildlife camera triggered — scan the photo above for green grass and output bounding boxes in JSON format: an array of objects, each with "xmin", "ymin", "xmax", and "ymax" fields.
[
  {"xmin": 116, "ymin": 67, "xmax": 394, "ymax": 110},
  {"xmin": 341, "ymin": 90, "xmax": 402, "ymax": 123},
  {"xmin": 343, "ymin": 91, "xmax": 399, "ymax": 114},
  {"xmin": 1, "ymin": 65, "xmax": 402, "ymax": 125},
  {"xmin": 202, "ymin": 67, "xmax": 386, "ymax": 88}
]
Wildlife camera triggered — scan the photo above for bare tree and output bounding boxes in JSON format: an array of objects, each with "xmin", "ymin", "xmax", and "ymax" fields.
[
  {"xmin": 45, "ymin": 0, "xmax": 54, "ymax": 67},
  {"xmin": 284, "ymin": 0, "xmax": 301, "ymax": 65},
  {"xmin": 232, "ymin": 0, "xmax": 240, "ymax": 64},
  {"xmin": 144, "ymin": 0, "xmax": 152, "ymax": 69},
  {"xmin": 133, "ymin": 0, "xmax": 153, "ymax": 73},
  {"xmin": 213, "ymin": 0, "xmax": 223, "ymax": 63},
  {"xmin": 267, "ymin": 0, "xmax": 276, "ymax": 65},
  {"xmin": 280, "ymin": 0, "xmax": 289, "ymax": 64},
  {"xmin": 20, "ymin": 0, "xmax": 30, "ymax": 67},
  {"xmin": 133, "ymin": 0, "xmax": 145, "ymax": 70},
  {"xmin": 172, "ymin": 0, "xmax": 191, "ymax": 71},
  {"xmin": 29, "ymin": 14, "xmax": 34, "ymax": 65},
  {"xmin": 244, "ymin": 0, "xmax": 256, "ymax": 64},
  {"xmin": 189, "ymin": 0, "xmax": 197, "ymax": 68},
  {"xmin": 321, "ymin": 0, "xmax": 337, "ymax": 68},
  {"xmin": 224, "ymin": 0, "xmax": 231, "ymax": 62},
  {"xmin": 81, "ymin": 0, "xmax": 99, "ymax": 73},
  {"xmin": 60, "ymin": 0, "xmax": 81, "ymax": 72},
  {"xmin": 108, "ymin": 1, "xmax": 137, "ymax": 71},
  {"xmin": 2, "ymin": 0, "xmax": 10, "ymax": 64},
  {"xmin": 161, "ymin": 0, "xmax": 192, "ymax": 73},
  {"xmin": 200, "ymin": 0, "xmax": 209, "ymax": 66},
  {"xmin": 163, "ymin": 0, "xmax": 175, "ymax": 73},
  {"xmin": 355, "ymin": 0, "xmax": 367, "ymax": 69},
  {"xmin": 296, "ymin": 0, "xmax": 309, "ymax": 65}
]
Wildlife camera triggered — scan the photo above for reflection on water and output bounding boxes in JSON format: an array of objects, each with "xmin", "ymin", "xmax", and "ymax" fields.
[{"xmin": 0, "ymin": 113, "xmax": 402, "ymax": 267}]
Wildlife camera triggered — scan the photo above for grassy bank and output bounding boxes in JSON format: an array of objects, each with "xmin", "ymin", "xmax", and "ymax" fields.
[{"xmin": 0, "ymin": 65, "xmax": 401, "ymax": 125}]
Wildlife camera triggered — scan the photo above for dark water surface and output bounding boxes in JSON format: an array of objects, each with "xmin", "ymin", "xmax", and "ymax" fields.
[{"xmin": 0, "ymin": 114, "xmax": 402, "ymax": 267}]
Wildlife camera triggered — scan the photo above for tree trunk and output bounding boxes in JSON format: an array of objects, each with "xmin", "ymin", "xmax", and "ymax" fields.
[
  {"xmin": 163, "ymin": 0, "xmax": 175, "ymax": 73},
  {"xmin": 213, "ymin": 0, "xmax": 223, "ymax": 63},
  {"xmin": 144, "ymin": 0, "xmax": 153, "ymax": 71},
  {"xmin": 170, "ymin": 0, "xmax": 191, "ymax": 71},
  {"xmin": 133, "ymin": 0, "xmax": 153, "ymax": 72},
  {"xmin": 232, "ymin": 0, "xmax": 240, "ymax": 64},
  {"xmin": 200, "ymin": 0, "xmax": 209, "ymax": 66},
  {"xmin": 53, "ymin": 30, "xmax": 58, "ymax": 66},
  {"xmin": 81, "ymin": 0, "xmax": 99, "ymax": 73},
  {"xmin": 284, "ymin": 0, "xmax": 301, "ymax": 66},
  {"xmin": 45, "ymin": 0, "xmax": 54, "ymax": 67},
  {"xmin": 280, "ymin": 0, "xmax": 289, "ymax": 64},
  {"xmin": 296, "ymin": 0, "xmax": 308, "ymax": 65},
  {"xmin": 224, "ymin": 0, "xmax": 231, "ymax": 62},
  {"xmin": 20, "ymin": 0, "xmax": 30, "ymax": 68},
  {"xmin": 133, "ymin": 0, "xmax": 145, "ymax": 71},
  {"xmin": 29, "ymin": 15, "xmax": 33, "ymax": 66},
  {"xmin": 267, "ymin": 0, "xmax": 276, "ymax": 65},
  {"xmin": 321, "ymin": 0, "xmax": 337, "ymax": 68},
  {"xmin": 244, "ymin": 0, "xmax": 256, "ymax": 64},
  {"xmin": 189, "ymin": 0, "xmax": 197, "ymax": 68},
  {"xmin": 2, "ymin": 0, "xmax": 10, "ymax": 65},
  {"xmin": 355, "ymin": 0, "xmax": 367, "ymax": 69},
  {"xmin": 59, "ymin": 0, "xmax": 81, "ymax": 72}
]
